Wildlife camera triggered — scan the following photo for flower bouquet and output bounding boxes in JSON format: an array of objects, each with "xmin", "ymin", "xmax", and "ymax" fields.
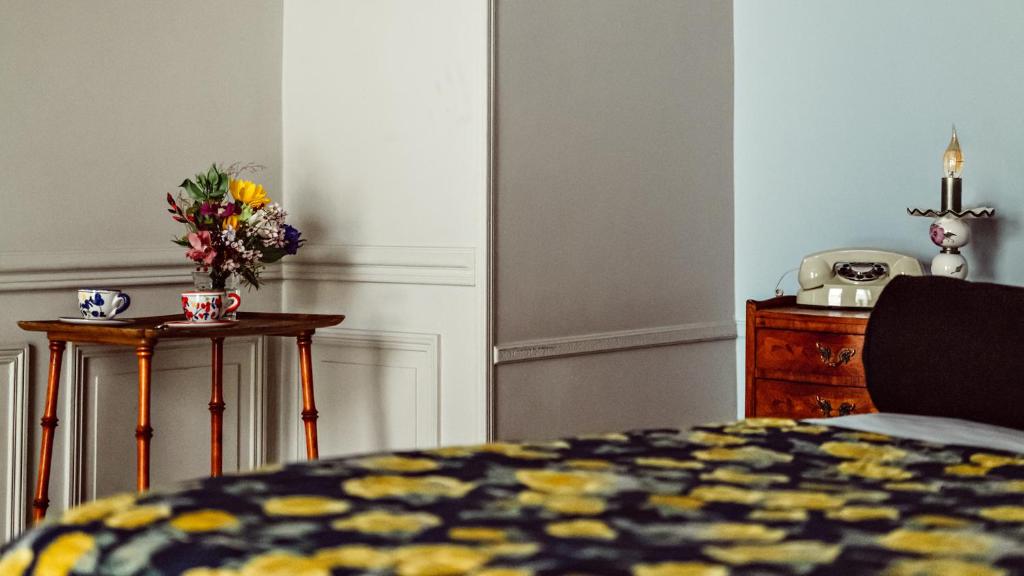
[{"xmin": 167, "ymin": 164, "xmax": 304, "ymax": 290}]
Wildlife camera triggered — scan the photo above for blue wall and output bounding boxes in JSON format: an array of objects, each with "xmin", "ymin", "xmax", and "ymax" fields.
[{"xmin": 735, "ymin": 0, "xmax": 1024, "ymax": 317}]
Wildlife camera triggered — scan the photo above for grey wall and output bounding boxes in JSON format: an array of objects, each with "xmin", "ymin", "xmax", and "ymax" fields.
[
  {"xmin": 0, "ymin": 0, "xmax": 282, "ymax": 536},
  {"xmin": 494, "ymin": 0, "xmax": 736, "ymax": 439},
  {"xmin": 734, "ymin": 0, "xmax": 1024, "ymax": 412}
]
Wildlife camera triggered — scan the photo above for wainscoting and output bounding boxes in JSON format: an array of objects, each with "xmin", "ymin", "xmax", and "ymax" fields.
[
  {"xmin": 60, "ymin": 337, "xmax": 265, "ymax": 506},
  {"xmin": 0, "ymin": 345, "xmax": 28, "ymax": 541},
  {"xmin": 296, "ymin": 328, "xmax": 441, "ymax": 458}
]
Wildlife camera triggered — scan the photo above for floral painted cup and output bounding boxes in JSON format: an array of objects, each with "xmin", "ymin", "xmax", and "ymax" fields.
[
  {"xmin": 78, "ymin": 289, "xmax": 131, "ymax": 319},
  {"xmin": 181, "ymin": 291, "xmax": 241, "ymax": 323}
]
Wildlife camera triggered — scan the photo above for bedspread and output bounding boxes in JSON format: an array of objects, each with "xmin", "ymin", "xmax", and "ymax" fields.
[{"xmin": 4, "ymin": 418, "xmax": 1024, "ymax": 575}]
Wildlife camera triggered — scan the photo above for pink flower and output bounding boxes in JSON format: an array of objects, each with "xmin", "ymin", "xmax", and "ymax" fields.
[{"xmin": 186, "ymin": 231, "xmax": 217, "ymax": 265}]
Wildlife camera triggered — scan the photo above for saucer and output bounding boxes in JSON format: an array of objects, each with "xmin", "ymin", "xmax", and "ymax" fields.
[
  {"xmin": 161, "ymin": 319, "xmax": 239, "ymax": 329},
  {"xmin": 58, "ymin": 316, "xmax": 131, "ymax": 326}
]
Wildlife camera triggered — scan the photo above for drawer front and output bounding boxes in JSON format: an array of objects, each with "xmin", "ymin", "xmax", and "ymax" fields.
[
  {"xmin": 752, "ymin": 379, "xmax": 877, "ymax": 419},
  {"xmin": 755, "ymin": 328, "xmax": 865, "ymax": 386}
]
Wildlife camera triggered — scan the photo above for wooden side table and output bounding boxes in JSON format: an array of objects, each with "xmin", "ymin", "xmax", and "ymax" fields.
[
  {"xmin": 18, "ymin": 311, "xmax": 344, "ymax": 522},
  {"xmin": 745, "ymin": 296, "xmax": 877, "ymax": 419}
]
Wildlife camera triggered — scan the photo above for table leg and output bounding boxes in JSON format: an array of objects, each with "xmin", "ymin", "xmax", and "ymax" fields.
[
  {"xmin": 135, "ymin": 343, "xmax": 154, "ymax": 492},
  {"xmin": 297, "ymin": 331, "xmax": 319, "ymax": 460},
  {"xmin": 32, "ymin": 340, "xmax": 65, "ymax": 522},
  {"xmin": 209, "ymin": 337, "xmax": 225, "ymax": 477}
]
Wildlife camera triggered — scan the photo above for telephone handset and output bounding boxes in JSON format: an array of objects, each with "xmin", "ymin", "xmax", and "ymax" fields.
[{"xmin": 796, "ymin": 248, "xmax": 923, "ymax": 308}]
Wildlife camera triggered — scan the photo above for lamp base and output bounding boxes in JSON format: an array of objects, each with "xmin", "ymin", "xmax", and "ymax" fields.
[{"xmin": 931, "ymin": 251, "xmax": 967, "ymax": 279}]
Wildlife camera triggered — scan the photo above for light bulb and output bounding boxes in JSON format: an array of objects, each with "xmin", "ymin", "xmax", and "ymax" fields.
[{"xmin": 943, "ymin": 125, "xmax": 963, "ymax": 178}]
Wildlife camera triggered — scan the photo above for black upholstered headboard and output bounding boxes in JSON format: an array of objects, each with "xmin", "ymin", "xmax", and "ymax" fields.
[{"xmin": 864, "ymin": 275, "xmax": 1024, "ymax": 430}]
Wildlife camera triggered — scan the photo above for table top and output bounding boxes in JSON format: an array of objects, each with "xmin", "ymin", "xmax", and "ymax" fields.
[{"xmin": 18, "ymin": 312, "xmax": 345, "ymax": 346}]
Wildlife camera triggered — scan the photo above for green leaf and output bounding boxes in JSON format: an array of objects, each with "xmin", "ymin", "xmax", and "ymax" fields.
[
  {"xmin": 172, "ymin": 237, "xmax": 191, "ymax": 247},
  {"xmin": 207, "ymin": 164, "xmax": 219, "ymax": 185},
  {"xmin": 260, "ymin": 247, "xmax": 287, "ymax": 263},
  {"xmin": 186, "ymin": 180, "xmax": 204, "ymax": 200}
]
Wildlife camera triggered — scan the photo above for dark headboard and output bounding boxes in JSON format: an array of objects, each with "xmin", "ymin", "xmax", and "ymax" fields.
[{"xmin": 865, "ymin": 275, "xmax": 1024, "ymax": 430}]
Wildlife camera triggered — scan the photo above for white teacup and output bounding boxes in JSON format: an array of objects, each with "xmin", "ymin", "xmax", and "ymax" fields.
[
  {"xmin": 78, "ymin": 289, "xmax": 131, "ymax": 319},
  {"xmin": 181, "ymin": 291, "xmax": 241, "ymax": 323}
]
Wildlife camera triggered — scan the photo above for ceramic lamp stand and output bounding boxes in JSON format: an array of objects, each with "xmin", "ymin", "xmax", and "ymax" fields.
[{"xmin": 907, "ymin": 177, "xmax": 993, "ymax": 280}]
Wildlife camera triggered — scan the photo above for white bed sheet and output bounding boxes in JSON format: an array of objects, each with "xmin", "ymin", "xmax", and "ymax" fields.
[{"xmin": 804, "ymin": 413, "xmax": 1024, "ymax": 454}]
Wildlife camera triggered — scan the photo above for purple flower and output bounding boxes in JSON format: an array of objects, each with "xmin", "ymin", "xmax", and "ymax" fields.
[
  {"xmin": 199, "ymin": 201, "xmax": 218, "ymax": 217},
  {"xmin": 283, "ymin": 224, "xmax": 304, "ymax": 255},
  {"xmin": 929, "ymin": 224, "xmax": 946, "ymax": 246}
]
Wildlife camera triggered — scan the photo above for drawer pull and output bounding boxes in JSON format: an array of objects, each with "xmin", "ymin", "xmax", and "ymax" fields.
[
  {"xmin": 815, "ymin": 396, "xmax": 857, "ymax": 417},
  {"xmin": 815, "ymin": 343, "xmax": 856, "ymax": 368}
]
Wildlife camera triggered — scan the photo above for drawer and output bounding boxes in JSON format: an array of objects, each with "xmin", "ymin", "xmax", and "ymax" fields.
[
  {"xmin": 755, "ymin": 328, "xmax": 865, "ymax": 386},
  {"xmin": 752, "ymin": 379, "xmax": 876, "ymax": 419}
]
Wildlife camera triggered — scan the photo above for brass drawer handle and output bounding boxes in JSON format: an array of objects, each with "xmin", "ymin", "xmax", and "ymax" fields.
[
  {"xmin": 816, "ymin": 342, "xmax": 856, "ymax": 368},
  {"xmin": 816, "ymin": 396, "xmax": 857, "ymax": 418}
]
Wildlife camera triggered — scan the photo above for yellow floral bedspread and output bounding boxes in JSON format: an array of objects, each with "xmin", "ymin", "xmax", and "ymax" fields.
[{"xmin": 4, "ymin": 418, "xmax": 1024, "ymax": 575}]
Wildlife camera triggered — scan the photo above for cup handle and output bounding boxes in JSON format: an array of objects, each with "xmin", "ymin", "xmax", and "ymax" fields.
[
  {"xmin": 109, "ymin": 294, "xmax": 131, "ymax": 318},
  {"xmin": 224, "ymin": 293, "xmax": 241, "ymax": 315}
]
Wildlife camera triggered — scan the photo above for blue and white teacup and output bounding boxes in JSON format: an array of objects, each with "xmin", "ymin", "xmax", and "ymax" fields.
[{"xmin": 78, "ymin": 289, "xmax": 131, "ymax": 319}]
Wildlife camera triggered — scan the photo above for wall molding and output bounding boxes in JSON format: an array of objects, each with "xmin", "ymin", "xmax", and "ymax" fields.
[
  {"xmin": 493, "ymin": 321, "xmax": 737, "ymax": 365},
  {"xmin": 62, "ymin": 337, "xmax": 265, "ymax": 508},
  {"xmin": 0, "ymin": 244, "xmax": 474, "ymax": 291},
  {"xmin": 298, "ymin": 328, "xmax": 441, "ymax": 456},
  {"xmin": 285, "ymin": 244, "xmax": 475, "ymax": 286},
  {"xmin": 2, "ymin": 345, "xmax": 28, "ymax": 541}
]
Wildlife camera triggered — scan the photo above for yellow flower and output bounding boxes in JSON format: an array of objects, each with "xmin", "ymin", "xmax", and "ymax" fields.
[
  {"xmin": 430, "ymin": 443, "xmax": 557, "ymax": 460},
  {"xmin": 689, "ymin": 485, "xmax": 763, "ymax": 505},
  {"xmin": 648, "ymin": 493, "xmax": 706, "ymax": 512},
  {"xmin": 789, "ymin": 425, "xmax": 830, "ymax": 435},
  {"xmin": 697, "ymin": 523, "xmax": 786, "ymax": 542},
  {"xmin": 480, "ymin": 543, "xmax": 540, "ymax": 558},
  {"xmin": 883, "ymin": 558, "xmax": 1007, "ymax": 576},
  {"xmin": 448, "ymin": 527, "xmax": 508, "ymax": 542},
  {"xmin": 748, "ymin": 509, "xmax": 808, "ymax": 522},
  {"xmin": 739, "ymin": 418, "xmax": 797, "ymax": 428},
  {"xmin": 343, "ymin": 475, "xmax": 476, "ymax": 499},
  {"xmin": 61, "ymin": 493, "xmax": 135, "ymax": 524},
  {"xmin": 517, "ymin": 491, "xmax": 606, "ymax": 515},
  {"xmin": 263, "ymin": 496, "xmax": 351, "ymax": 517},
  {"xmin": 391, "ymin": 545, "xmax": 492, "ymax": 576},
  {"xmin": 355, "ymin": 456, "xmax": 440, "ymax": 472},
  {"xmin": 945, "ymin": 464, "xmax": 990, "ymax": 477},
  {"xmin": 884, "ymin": 482, "xmax": 939, "ymax": 493},
  {"xmin": 0, "ymin": 548, "xmax": 32, "ymax": 576},
  {"xmin": 565, "ymin": 459, "xmax": 615, "ymax": 470},
  {"xmin": 703, "ymin": 541, "xmax": 841, "ymax": 565},
  {"xmin": 546, "ymin": 519, "xmax": 617, "ymax": 540},
  {"xmin": 700, "ymin": 467, "xmax": 787, "ymax": 486},
  {"xmin": 332, "ymin": 510, "xmax": 441, "ymax": 534},
  {"xmin": 978, "ymin": 506, "xmax": 1024, "ymax": 522},
  {"xmin": 576, "ymin": 432, "xmax": 630, "ymax": 442},
  {"xmin": 693, "ymin": 446, "xmax": 793, "ymax": 465},
  {"xmin": 515, "ymin": 469, "xmax": 613, "ymax": 495},
  {"xmin": 35, "ymin": 532, "xmax": 95, "ymax": 576},
  {"xmin": 632, "ymin": 562, "xmax": 729, "ymax": 576},
  {"xmin": 635, "ymin": 457, "xmax": 704, "ymax": 470},
  {"xmin": 761, "ymin": 490, "xmax": 846, "ymax": 510},
  {"xmin": 998, "ymin": 480, "xmax": 1024, "ymax": 493},
  {"xmin": 104, "ymin": 504, "xmax": 172, "ymax": 529},
  {"xmin": 688, "ymin": 431, "xmax": 748, "ymax": 446},
  {"xmin": 821, "ymin": 441, "xmax": 907, "ymax": 462},
  {"xmin": 170, "ymin": 509, "xmax": 239, "ymax": 532},
  {"xmin": 837, "ymin": 460, "xmax": 913, "ymax": 481},
  {"xmin": 878, "ymin": 529, "xmax": 995, "ymax": 556},
  {"xmin": 841, "ymin": 431, "xmax": 893, "ymax": 442},
  {"xmin": 911, "ymin": 515, "xmax": 972, "ymax": 528},
  {"xmin": 826, "ymin": 506, "xmax": 900, "ymax": 522},
  {"xmin": 241, "ymin": 552, "xmax": 327, "ymax": 576},
  {"xmin": 222, "ymin": 214, "xmax": 239, "ymax": 230},
  {"xmin": 229, "ymin": 179, "xmax": 270, "ymax": 208},
  {"xmin": 313, "ymin": 545, "xmax": 393, "ymax": 570},
  {"xmin": 970, "ymin": 453, "xmax": 1024, "ymax": 469}
]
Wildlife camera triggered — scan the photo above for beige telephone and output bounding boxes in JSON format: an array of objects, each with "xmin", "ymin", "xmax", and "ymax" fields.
[{"xmin": 796, "ymin": 249, "xmax": 924, "ymax": 308}]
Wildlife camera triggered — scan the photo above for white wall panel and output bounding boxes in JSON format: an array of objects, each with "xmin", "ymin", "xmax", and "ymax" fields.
[
  {"xmin": 0, "ymin": 346, "xmax": 28, "ymax": 541},
  {"xmin": 62, "ymin": 338, "xmax": 264, "ymax": 505},
  {"xmin": 296, "ymin": 329, "xmax": 440, "ymax": 458}
]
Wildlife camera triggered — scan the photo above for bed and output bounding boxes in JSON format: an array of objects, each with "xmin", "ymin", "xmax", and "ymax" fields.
[{"xmin": 4, "ymin": 276, "xmax": 1024, "ymax": 575}]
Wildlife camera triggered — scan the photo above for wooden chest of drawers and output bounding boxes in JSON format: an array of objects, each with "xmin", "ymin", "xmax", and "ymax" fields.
[{"xmin": 745, "ymin": 296, "xmax": 877, "ymax": 419}]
